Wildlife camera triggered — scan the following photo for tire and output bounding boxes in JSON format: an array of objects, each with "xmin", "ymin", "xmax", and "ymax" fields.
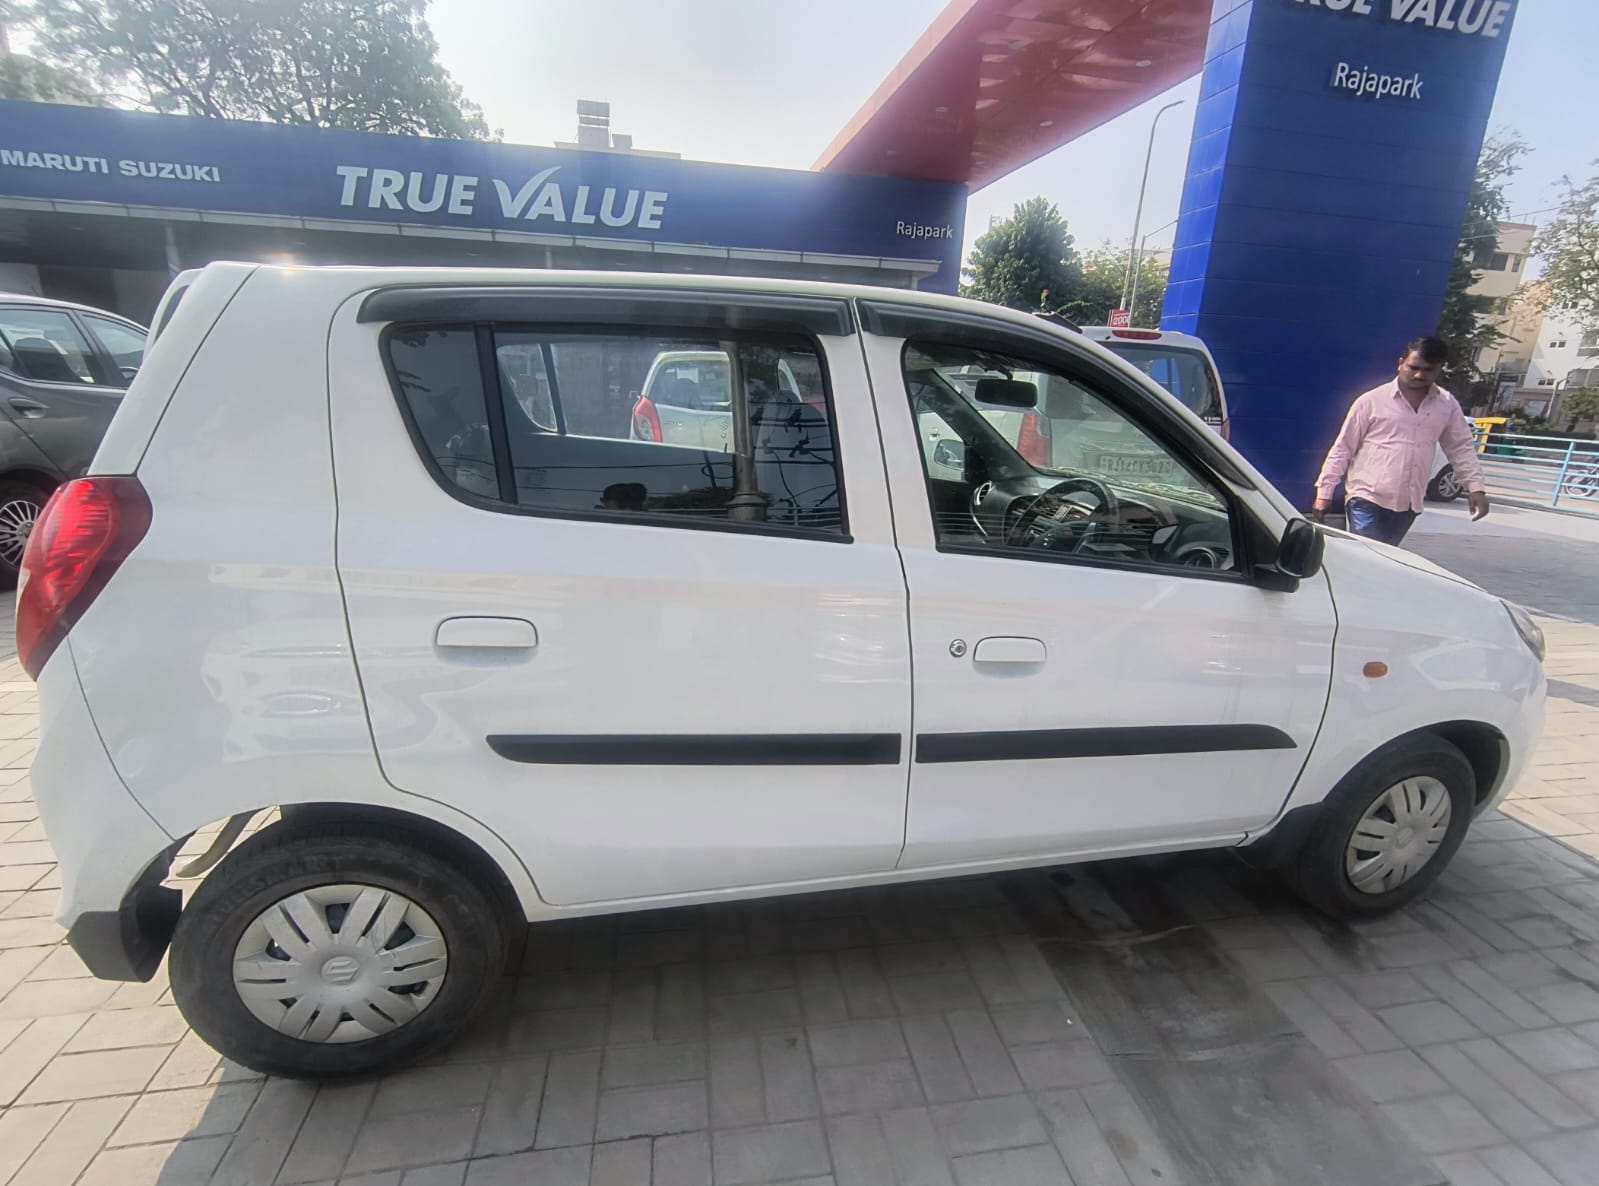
[
  {"xmin": 0, "ymin": 478, "xmax": 49, "ymax": 588},
  {"xmin": 169, "ymin": 821, "xmax": 508, "ymax": 1078},
  {"xmin": 1292, "ymin": 736, "xmax": 1475, "ymax": 920},
  {"xmin": 1426, "ymin": 466, "xmax": 1463, "ymax": 502}
]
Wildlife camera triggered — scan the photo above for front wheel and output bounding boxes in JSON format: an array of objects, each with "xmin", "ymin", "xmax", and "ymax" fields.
[
  {"xmin": 1427, "ymin": 466, "xmax": 1463, "ymax": 502},
  {"xmin": 169, "ymin": 823, "xmax": 507, "ymax": 1078},
  {"xmin": 1293, "ymin": 736, "xmax": 1475, "ymax": 919}
]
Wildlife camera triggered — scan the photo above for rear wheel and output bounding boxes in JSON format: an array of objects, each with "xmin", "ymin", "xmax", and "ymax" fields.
[
  {"xmin": 1293, "ymin": 736, "xmax": 1475, "ymax": 919},
  {"xmin": 0, "ymin": 479, "xmax": 48, "ymax": 587},
  {"xmin": 169, "ymin": 823, "xmax": 507, "ymax": 1078}
]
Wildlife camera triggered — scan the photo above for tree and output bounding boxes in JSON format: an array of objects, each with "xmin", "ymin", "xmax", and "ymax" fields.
[
  {"xmin": 12, "ymin": 0, "xmax": 492, "ymax": 139},
  {"xmin": 1, "ymin": 13, "xmax": 102, "ymax": 103},
  {"xmin": 1538, "ymin": 166, "xmax": 1599, "ymax": 333},
  {"xmin": 1056, "ymin": 243, "xmax": 1168, "ymax": 327},
  {"xmin": 1436, "ymin": 133, "xmax": 1528, "ymax": 399},
  {"xmin": 1561, "ymin": 385, "xmax": 1599, "ymax": 428},
  {"xmin": 962, "ymin": 198, "xmax": 1081, "ymax": 312}
]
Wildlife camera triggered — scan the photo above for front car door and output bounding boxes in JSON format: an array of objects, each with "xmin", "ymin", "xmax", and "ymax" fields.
[
  {"xmin": 0, "ymin": 304, "xmax": 126, "ymax": 477},
  {"xmin": 333, "ymin": 287, "xmax": 911, "ymax": 907},
  {"xmin": 859, "ymin": 306, "xmax": 1336, "ymax": 869}
]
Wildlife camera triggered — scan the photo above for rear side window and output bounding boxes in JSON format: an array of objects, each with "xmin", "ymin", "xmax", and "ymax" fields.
[
  {"xmin": 1102, "ymin": 343, "xmax": 1219, "ymax": 418},
  {"xmin": 0, "ymin": 308, "xmax": 100, "ymax": 385},
  {"xmin": 82, "ymin": 315, "xmax": 148, "ymax": 380},
  {"xmin": 385, "ymin": 326, "xmax": 846, "ymax": 538}
]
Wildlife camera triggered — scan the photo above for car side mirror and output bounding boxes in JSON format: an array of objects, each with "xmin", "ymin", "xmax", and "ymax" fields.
[
  {"xmin": 932, "ymin": 439, "xmax": 967, "ymax": 470},
  {"xmin": 119, "ymin": 366, "xmax": 140, "ymax": 382},
  {"xmin": 1275, "ymin": 518, "xmax": 1325, "ymax": 582}
]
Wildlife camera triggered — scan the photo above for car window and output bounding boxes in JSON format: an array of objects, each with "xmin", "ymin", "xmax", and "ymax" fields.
[
  {"xmin": 81, "ymin": 315, "xmax": 148, "ymax": 382},
  {"xmin": 902, "ymin": 341, "xmax": 1238, "ymax": 575},
  {"xmin": 647, "ymin": 358, "xmax": 732, "ymax": 411},
  {"xmin": 1100, "ymin": 343, "xmax": 1219, "ymax": 417},
  {"xmin": 386, "ymin": 326, "xmax": 846, "ymax": 538},
  {"xmin": 387, "ymin": 328, "xmax": 501, "ymax": 499},
  {"xmin": 0, "ymin": 308, "xmax": 100, "ymax": 385}
]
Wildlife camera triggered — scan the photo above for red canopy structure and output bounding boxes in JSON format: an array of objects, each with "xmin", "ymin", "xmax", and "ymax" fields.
[{"xmin": 816, "ymin": 0, "xmax": 1211, "ymax": 189}]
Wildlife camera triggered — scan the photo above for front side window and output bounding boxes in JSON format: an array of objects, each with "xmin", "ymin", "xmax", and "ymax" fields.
[
  {"xmin": 0, "ymin": 309, "xmax": 99, "ymax": 384},
  {"xmin": 386, "ymin": 326, "xmax": 845, "ymax": 538},
  {"xmin": 902, "ymin": 342, "xmax": 1238, "ymax": 575}
]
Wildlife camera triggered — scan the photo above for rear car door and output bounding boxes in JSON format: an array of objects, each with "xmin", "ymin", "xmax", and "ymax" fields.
[
  {"xmin": 860, "ymin": 304, "xmax": 1336, "ymax": 868},
  {"xmin": 332, "ymin": 286, "xmax": 912, "ymax": 907},
  {"xmin": 0, "ymin": 305, "xmax": 125, "ymax": 476}
]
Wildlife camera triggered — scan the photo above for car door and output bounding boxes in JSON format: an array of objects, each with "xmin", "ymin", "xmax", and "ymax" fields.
[
  {"xmin": 0, "ymin": 305, "xmax": 125, "ymax": 476},
  {"xmin": 859, "ymin": 307, "xmax": 1336, "ymax": 869},
  {"xmin": 333, "ymin": 288, "xmax": 912, "ymax": 907}
]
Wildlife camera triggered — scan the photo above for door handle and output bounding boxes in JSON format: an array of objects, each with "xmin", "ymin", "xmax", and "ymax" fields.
[
  {"xmin": 8, "ymin": 398, "xmax": 46, "ymax": 419},
  {"xmin": 972, "ymin": 636, "xmax": 1047, "ymax": 665},
  {"xmin": 435, "ymin": 617, "xmax": 538, "ymax": 649}
]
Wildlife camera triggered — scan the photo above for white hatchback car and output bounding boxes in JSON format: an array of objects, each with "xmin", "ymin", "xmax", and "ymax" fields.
[{"xmin": 21, "ymin": 265, "xmax": 1545, "ymax": 1078}]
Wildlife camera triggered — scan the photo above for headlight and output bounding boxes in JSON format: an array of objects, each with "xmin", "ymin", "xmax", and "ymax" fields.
[{"xmin": 1502, "ymin": 601, "xmax": 1546, "ymax": 662}]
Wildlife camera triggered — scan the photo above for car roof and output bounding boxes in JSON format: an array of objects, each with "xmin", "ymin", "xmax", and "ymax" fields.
[{"xmin": 0, "ymin": 291, "xmax": 148, "ymax": 329}]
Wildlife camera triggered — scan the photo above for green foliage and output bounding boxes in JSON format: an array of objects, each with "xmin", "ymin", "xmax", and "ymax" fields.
[
  {"xmin": 1563, "ymin": 386, "xmax": 1599, "ymax": 425},
  {"xmin": 1056, "ymin": 243, "xmax": 1168, "ymax": 328},
  {"xmin": 1437, "ymin": 133, "xmax": 1528, "ymax": 398},
  {"xmin": 11, "ymin": 0, "xmax": 492, "ymax": 139},
  {"xmin": 961, "ymin": 198, "xmax": 1081, "ymax": 312},
  {"xmin": 0, "ymin": 48, "xmax": 102, "ymax": 104},
  {"xmin": 1538, "ymin": 167, "xmax": 1599, "ymax": 334}
]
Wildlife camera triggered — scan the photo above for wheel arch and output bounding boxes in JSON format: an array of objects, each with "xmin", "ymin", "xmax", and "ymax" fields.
[
  {"xmin": 273, "ymin": 802, "xmax": 527, "ymax": 926},
  {"xmin": 1246, "ymin": 719, "xmax": 1508, "ymax": 867},
  {"xmin": 0, "ymin": 466, "xmax": 62, "ymax": 496}
]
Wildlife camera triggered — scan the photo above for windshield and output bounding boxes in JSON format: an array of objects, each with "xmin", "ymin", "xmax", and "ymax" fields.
[
  {"xmin": 1100, "ymin": 343, "xmax": 1220, "ymax": 418},
  {"xmin": 911, "ymin": 346, "xmax": 1225, "ymax": 513}
]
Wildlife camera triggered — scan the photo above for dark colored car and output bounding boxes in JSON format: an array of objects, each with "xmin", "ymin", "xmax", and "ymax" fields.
[{"xmin": 0, "ymin": 294, "xmax": 148, "ymax": 583}]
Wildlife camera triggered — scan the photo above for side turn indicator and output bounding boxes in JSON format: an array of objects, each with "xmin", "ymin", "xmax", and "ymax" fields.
[{"xmin": 1363, "ymin": 661, "xmax": 1389, "ymax": 679}]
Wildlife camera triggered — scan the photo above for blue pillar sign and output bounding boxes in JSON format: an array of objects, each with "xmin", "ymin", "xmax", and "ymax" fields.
[{"xmin": 1163, "ymin": 0, "xmax": 1518, "ymax": 499}]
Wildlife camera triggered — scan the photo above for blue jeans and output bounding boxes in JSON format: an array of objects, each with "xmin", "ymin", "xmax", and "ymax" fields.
[{"xmin": 1345, "ymin": 498, "xmax": 1418, "ymax": 546}]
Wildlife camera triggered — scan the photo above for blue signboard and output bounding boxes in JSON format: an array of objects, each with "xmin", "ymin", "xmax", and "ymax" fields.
[
  {"xmin": 0, "ymin": 100, "xmax": 967, "ymax": 290},
  {"xmin": 1165, "ymin": 0, "xmax": 1516, "ymax": 499}
]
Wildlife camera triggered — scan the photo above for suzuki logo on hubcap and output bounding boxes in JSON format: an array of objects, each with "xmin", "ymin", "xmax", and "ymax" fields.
[{"xmin": 320, "ymin": 955, "xmax": 362, "ymax": 986}]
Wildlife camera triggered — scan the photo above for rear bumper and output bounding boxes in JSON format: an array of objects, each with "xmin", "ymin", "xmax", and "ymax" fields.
[
  {"xmin": 66, "ymin": 850, "xmax": 182, "ymax": 981},
  {"xmin": 31, "ymin": 643, "xmax": 177, "ymax": 979}
]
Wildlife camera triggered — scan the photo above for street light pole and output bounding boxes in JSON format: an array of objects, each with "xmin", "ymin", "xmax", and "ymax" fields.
[
  {"xmin": 1121, "ymin": 100, "xmax": 1186, "ymax": 313},
  {"xmin": 1128, "ymin": 216, "xmax": 1180, "ymax": 327}
]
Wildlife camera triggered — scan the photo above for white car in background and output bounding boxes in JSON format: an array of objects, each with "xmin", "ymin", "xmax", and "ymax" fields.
[{"xmin": 629, "ymin": 350, "xmax": 813, "ymax": 449}]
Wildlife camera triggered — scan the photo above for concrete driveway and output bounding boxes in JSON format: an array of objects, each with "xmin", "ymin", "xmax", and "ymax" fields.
[{"xmin": 0, "ymin": 503, "xmax": 1597, "ymax": 1186}]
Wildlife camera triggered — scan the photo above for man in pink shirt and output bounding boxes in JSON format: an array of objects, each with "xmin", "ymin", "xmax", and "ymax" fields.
[{"xmin": 1313, "ymin": 337, "xmax": 1488, "ymax": 546}]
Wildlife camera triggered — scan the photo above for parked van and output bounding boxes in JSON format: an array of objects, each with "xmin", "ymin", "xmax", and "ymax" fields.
[{"xmin": 22, "ymin": 266, "xmax": 1544, "ymax": 1077}]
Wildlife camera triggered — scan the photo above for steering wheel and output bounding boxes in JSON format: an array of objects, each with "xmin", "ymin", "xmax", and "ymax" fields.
[{"xmin": 1005, "ymin": 476, "xmax": 1118, "ymax": 550}]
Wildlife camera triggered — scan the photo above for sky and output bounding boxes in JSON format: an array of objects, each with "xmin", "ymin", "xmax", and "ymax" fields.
[{"xmin": 426, "ymin": 0, "xmax": 1592, "ymax": 270}]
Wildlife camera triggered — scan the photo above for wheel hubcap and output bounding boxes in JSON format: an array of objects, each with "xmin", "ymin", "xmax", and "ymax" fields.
[
  {"xmin": 0, "ymin": 497, "xmax": 40, "ymax": 569},
  {"xmin": 233, "ymin": 884, "xmax": 448, "ymax": 1044},
  {"xmin": 1345, "ymin": 776, "xmax": 1453, "ymax": 895},
  {"xmin": 1437, "ymin": 470, "xmax": 1460, "ymax": 499}
]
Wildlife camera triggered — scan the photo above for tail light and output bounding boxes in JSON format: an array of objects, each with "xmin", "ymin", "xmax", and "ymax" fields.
[
  {"xmin": 1110, "ymin": 328, "xmax": 1163, "ymax": 340},
  {"xmin": 16, "ymin": 477, "xmax": 152, "ymax": 680},
  {"xmin": 631, "ymin": 395, "xmax": 662, "ymax": 443},
  {"xmin": 1016, "ymin": 411, "xmax": 1052, "ymax": 466},
  {"xmin": 1016, "ymin": 409, "xmax": 1055, "ymax": 463}
]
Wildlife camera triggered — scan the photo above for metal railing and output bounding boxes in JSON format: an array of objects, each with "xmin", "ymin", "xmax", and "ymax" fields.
[{"xmin": 1473, "ymin": 429, "xmax": 1599, "ymax": 515}]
